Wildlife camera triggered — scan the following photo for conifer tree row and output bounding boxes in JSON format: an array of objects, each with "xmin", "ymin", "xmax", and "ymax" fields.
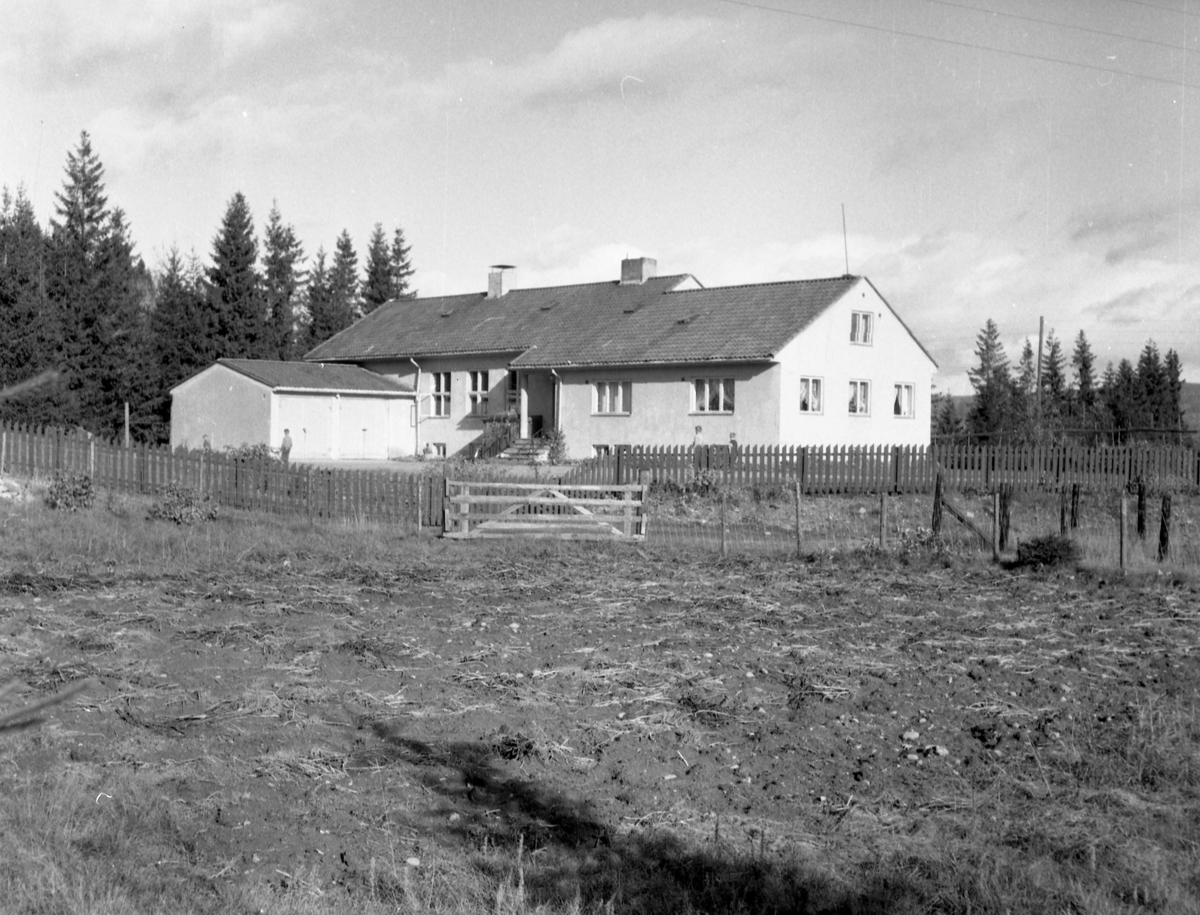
[
  {"xmin": 954, "ymin": 318, "xmax": 1189, "ymax": 445},
  {"xmin": 0, "ymin": 131, "xmax": 418, "ymax": 442}
]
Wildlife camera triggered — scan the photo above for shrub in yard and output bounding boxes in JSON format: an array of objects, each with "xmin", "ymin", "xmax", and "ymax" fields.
[
  {"xmin": 1014, "ymin": 534, "xmax": 1079, "ymax": 569},
  {"xmin": 148, "ymin": 483, "xmax": 218, "ymax": 525},
  {"xmin": 223, "ymin": 442, "xmax": 282, "ymax": 465},
  {"xmin": 43, "ymin": 471, "xmax": 94, "ymax": 512}
]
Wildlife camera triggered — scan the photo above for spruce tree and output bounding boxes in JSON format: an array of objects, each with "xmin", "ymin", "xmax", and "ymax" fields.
[
  {"xmin": 0, "ymin": 186, "xmax": 61, "ymax": 423},
  {"xmin": 145, "ymin": 247, "xmax": 211, "ymax": 441},
  {"xmin": 45, "ymin": 133, "xmax": 149, "ymax": 436},
  {"xmin": 303, "ymin": 247, "xmax": 341, "ymax": 350},
  {"xmin": 329, "ymin": 229, "xmax": 360, "ymax": 322},
  {"xmin": 262, "ymin": 202, "xmax": 304, "ymax": 360},
  {"xmin": 1071, "ymin": 330, "xmax": 1097, "ymax": 411},
  {"xmin": 1135, "ymin": 341, "xmax": 1165, "ymax": 434},
  {"xmin": 390, "ymin": 226, "xmax": 415, "ymax": 299},
  {"xmin": 966, "ymin": 319, "xmax": 1012, "ymax": 441},
  {"xmin": 207, "ymin": 192, "xmax": 263, "ymax": 359},
  {"xmin": 1040, "ymin": 330, "xmax": 1068, "ymax": 439},
  {"xmin": 362, "ymin": 223, "xmax": 392, "ymax": 314},
  {"xmin": 1010, "ymin": 339, "xmax": 1038, "ymax": 442},
  {"xmin": 1163, "ymin": 349, "xmax": 1185, "ymax": 435},
  {"xmin": 932, "ymin": 393, "xmax": 965, "ymax": 441}
]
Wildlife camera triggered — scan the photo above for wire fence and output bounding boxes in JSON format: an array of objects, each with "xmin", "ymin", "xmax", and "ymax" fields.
[{"xmin": 642, "ymin": 486, "xmax": 1200, "ymax": 569}]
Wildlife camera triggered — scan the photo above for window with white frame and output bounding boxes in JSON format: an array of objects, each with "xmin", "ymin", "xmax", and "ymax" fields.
[
  {"xmin": 468, "ymin": 370, "xmax": 489, "ymax": 415},
  {"xmin": 850, "ymin": 311, "xmax": 873, "ymax": 345},
  {"xmin": 693, "ymin": 377, "xmax": 734, "ymax": 413},
  {"xmin": 505, "ymin": 371, "xmax": 519, "ymax": 408},
  {"xmin": 799, "ymin": 376, "xmax": 823, "ymax": 413},
  {"xmin": 593, "ymin": 444, "xmax": 612, "ymax": 457},
  {"xmin": 893, "ymin": 383, "xmax": 915, "ymax": 418},
  {"xmin": 431, "ymin": 372, "xmax": 451, "ymax": 417},
  {"xmin": 848, "ymin": 380, "xmax": 871, "ymax": 415},
  {"xmin": 594, "ymin": 381, "xmax": 632, "ymax": 415}
]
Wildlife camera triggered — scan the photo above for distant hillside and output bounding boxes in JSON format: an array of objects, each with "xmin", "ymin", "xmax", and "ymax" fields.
[
  {"xmin": 1182, "ymin": 381, "xmax": 1200, "ymax": 429},
  {"xmin": 946, "ymin": 381, "xmax": 1200, "ymax": 435}
]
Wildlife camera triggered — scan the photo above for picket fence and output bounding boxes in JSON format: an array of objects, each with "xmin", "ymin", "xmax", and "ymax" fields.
[
  {"xmin": 0, "ymin": 424, "xmax": 446, "ymax": 528},
  {"xmin": 2, "ymin": 422, "xmax": 1197, "ymax": 530},
  {"xmin": 561, "ymin": 443, "xmax": 1200, "ymax": 493}
]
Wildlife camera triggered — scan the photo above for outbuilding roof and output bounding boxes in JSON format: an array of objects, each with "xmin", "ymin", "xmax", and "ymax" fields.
[
  {"xmin": 211, "ymin": 359, "xmax": 414, "ymax": 394},
  {"xmin": 303, "ymin": 272, "xmax": 935, "ymax": 370}
]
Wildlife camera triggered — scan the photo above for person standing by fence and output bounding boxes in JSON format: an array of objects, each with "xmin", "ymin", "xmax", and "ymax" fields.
[{"xmin": 280, "ymin": 429, "xmax": 293, "ymax": 469}]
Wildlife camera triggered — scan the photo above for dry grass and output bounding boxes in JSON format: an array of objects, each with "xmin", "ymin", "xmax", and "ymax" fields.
[{"xmin": 0, "ymin": 482, "xmax": 1197, "ymax": 913}]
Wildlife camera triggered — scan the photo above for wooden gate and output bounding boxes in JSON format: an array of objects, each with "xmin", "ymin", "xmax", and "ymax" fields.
[{"xmin": 443, "ymin": 480, "xmax": 648, "ymax": 541}]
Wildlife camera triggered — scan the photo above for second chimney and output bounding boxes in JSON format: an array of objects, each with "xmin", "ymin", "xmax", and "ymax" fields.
[
  {"xmin": 488, "ymin": 264, "xmax": 515, "ymax": 299},
  {"xmin": 620, "ymin": 256, "xmax": 657, "ymax": 285}
]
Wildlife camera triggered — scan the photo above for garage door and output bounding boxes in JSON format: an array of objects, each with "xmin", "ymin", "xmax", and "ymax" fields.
[
  {"xmin": 277, "ymin": 395, "xmax": 334, "ymax": 459},
  {"xmin": 338, "ymin": 397, "xmax": 389, "ymax": 459}
]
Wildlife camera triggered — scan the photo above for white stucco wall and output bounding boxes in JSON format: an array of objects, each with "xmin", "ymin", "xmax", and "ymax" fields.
[
  {"xmin": 557, "ymin": 363, "xmax": 780, "ymax": 460},
  {"xmin": 170, "ymin": 364, "xmax": 272, "ymax": 452},
  {"xmin": 775, "ymin": 279, "xmax": 937, "ymax": 447},
  {"xmin": 365, "ymin": 355, "xmax": 520, "ymax": 457},
  {"xmin": 171, "ymin": 364, "xmax": 413, "ymax": 459}
]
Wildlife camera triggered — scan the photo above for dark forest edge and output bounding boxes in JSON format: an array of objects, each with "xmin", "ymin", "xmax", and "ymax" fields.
[
  {"xmin": 0, "ymin": 131, "xmax": 416, "ymax": 445},
  {"xmin": 935, "ymin": 318, "xmax": 1192, "ymax": 446}
]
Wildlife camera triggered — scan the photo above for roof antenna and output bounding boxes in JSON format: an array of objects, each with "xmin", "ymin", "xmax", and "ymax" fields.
[{"xmin": 841, "ymin": 204, "xmax": 850, "ymax": 275}]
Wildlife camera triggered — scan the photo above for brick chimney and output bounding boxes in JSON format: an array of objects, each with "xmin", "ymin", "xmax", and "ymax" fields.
[
  {"xmin": 620, "ymin": 256, "xmax": 657, "ymax": 285},
  {"xmin": 488, "ymin": 264, "xmax": 515, "ymax": 298}
]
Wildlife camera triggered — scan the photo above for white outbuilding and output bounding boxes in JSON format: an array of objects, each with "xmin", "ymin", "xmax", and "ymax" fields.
[{"xmin": 170, "ymin": 359, "xmax": 416, "ymax": 460}]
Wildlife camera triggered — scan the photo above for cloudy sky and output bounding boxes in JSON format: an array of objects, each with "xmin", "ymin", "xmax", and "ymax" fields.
[{"xmin": 2, "ymin": 0, "xmax": 1197, "ymax": 392}]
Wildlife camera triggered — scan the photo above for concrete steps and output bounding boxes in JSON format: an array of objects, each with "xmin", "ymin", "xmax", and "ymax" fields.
[{"xmin": 499, "ymin": 438, "xmax": 551, "ymax": 462}]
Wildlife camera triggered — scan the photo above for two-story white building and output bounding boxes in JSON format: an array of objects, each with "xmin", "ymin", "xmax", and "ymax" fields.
[{"xmin": 301, "ymin": 257, "xmax": 937, "ymax": 461}]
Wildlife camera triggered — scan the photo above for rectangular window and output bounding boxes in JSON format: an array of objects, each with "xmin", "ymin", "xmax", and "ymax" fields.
[
  {"xmin": 432, "ymin": 443, "xmax": 447, "ymax": 457},
  {"xmin": 468, "ymin": 370, "xmax": 489, "ymax": 416},
  {"xmin": 432, "ymin": 372, "xmax": 451, "ymax": 417},
  {"xmin": 799, "ymin": 376, "xmax": 823, "ymax": 413},
  {"xmin": 594, "ymin": 381, "xmax": 632, "ymax": 415},
  {"xmin": 593, "ymin": 444, "xmax": 612, "ymax": 457},
  {"xmin": 848, "ymin": 380, "xmax": 871, "ymax": 415},
  {"xmin": 506, "ymin": 371, "xmax": 519, "ymax": 408},
  {"xmin": 893, "ymin": 383, "xmax": 915, "ymax": 418},
  {"xmin": 693, "ymin": 377, "xmax": 734, "ymax": 413},
  {"xmin": 850, "ymin": 311, "xmax": 873, "ymax": 345}
]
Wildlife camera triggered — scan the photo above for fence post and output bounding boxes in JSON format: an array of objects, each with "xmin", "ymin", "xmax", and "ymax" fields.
[
  {"xmin": 1070, "ymin": 483, "xmax": 1080, "ymax": 530},
  {"xmin": 1119, "ymin": 493, "xmax": 1127, "ymax": 572},
  {"xmin": 999, "ymin": 484, "xmax": 1011, "ymax": 550},
  {"xmin": 794, "ymin": 479, "xmax": 802, "ymax": 558},
  {"xmin": 1059, "ymin": 488, "xmax": 1068, "ymax": 536},
  {"xmin": 991, "ymin": 490, "xmax": 1000, "ymax": 562},
  {"xmin": 879, "ymin": 490, "xmax": 887, "ymax": 548},
  {"xmin": 932, "ymin": 468, "xmax": 943, "ymax": 535},
  {"xmin": 1157, "ymin": 494, "xmax": 1172, "ymax": 562},
  {"xmin": 719, "ymin": 492, "xmax": 727, "ymax": 558},
  {"xmin": 1137, "ymin": 479, "xmax": 1147, "ymax": 539}
]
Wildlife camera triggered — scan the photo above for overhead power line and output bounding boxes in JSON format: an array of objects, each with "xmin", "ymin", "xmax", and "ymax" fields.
[
  {"xmin": 710, "ymin": 0, "xmax": 1200, "ymax": 90},
  {"xmin": 924, "ymin": 0, "xmax": 1190, "ymax": 55}
]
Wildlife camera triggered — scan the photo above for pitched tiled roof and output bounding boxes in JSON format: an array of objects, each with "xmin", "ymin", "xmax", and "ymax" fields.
[
  {"xmin": 304, "ymin": 275, "xmax": 693, "ymax": 363},
  {"xmin": 215, "ymin": 359, "xmax": 413, "ymax": 393},
  {"xmin": 514, "ymin": 276, "xmax": 859, "ymax": 367},
  {"xmin": 302, "ymin": 273, "xmax": 886, "ymax": 369}
]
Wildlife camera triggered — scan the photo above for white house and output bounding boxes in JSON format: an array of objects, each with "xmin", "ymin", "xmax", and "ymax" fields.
[
  {"xmin": 169, "ymin": 359, "xmax": 415, "ymax": 460},
  {"xmin": 301, "ymin": 257, "xmax": 938, "ymax": 461}
]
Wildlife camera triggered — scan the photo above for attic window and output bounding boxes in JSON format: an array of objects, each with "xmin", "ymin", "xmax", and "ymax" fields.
[
  {"xmin": 439, "ymin": 309, "xmax": 454, "ymax": 317},
  {"xmin": 539, "ymin": 301, "xmax": 559, "ymax": 311},
  {"xmin": 677, "ymin": 313, "xmax": 701, "ymax": 326}
]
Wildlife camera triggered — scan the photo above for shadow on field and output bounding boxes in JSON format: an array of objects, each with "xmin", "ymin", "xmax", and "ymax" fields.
[{"xmin": 352, "ymin": 720, "xmax": 914, "ymax": 915}]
